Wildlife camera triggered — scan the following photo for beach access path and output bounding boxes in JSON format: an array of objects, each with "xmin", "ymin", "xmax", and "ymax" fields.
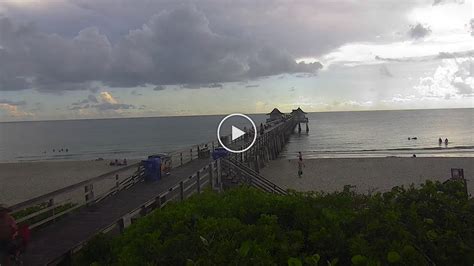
[
  {"xmin": 22, "ymin": 158, "xmax": 211, "ymax": 265},
  {"xmin": 260, "ymin": 157, "xmax": 474, "ymax": 196}
]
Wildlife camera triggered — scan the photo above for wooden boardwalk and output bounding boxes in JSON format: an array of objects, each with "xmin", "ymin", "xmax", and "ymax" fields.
[
  {"xmin": 15, "ymin": 113, "xmax": 300, "ymax": 265},
  {"xmin": 23, "ymin": 159, "xmax": 211, "ymax": 265}
]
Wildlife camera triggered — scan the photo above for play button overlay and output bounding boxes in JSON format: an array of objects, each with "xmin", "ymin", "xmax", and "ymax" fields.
[
  {"xmin": 217, "ymin": 113, "xmax": 257, "ymax": 153},
  {"xmin": 232, "ymin": 126, "xmax": 245, "ymax": 141}
]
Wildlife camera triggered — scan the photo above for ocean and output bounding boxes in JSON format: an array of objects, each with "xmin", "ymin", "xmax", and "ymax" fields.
[{"xmin": 0, "ymin": 108, "xmax": 473, "ymax": 162}]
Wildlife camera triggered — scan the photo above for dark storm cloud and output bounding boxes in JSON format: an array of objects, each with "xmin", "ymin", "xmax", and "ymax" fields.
[
  {"xmin": 71, "ymin": 94, "xmax": 99, "ymax": 105},
  {"xmin": 68, "ymin": 102, "xmax": 135, "ymax": 110},
  {"xmin": 0, "ymin": 0, "xmax": 434, "ymax": 93},
  {"xmin": 87, "ymin": 94, "xmax": 98, "ymax": 103},
  {"xmin": 93, "ymin": 103, "xmax": 135, "ymax": 110},
  {"xmin": 0, "ymin": 5, "xmax": 322, "ymax": 92},
  {"xmin": 180, "ymin": 83, "xmax": 223, "ymax": 89},
  {"xmin": 408, "ymin": 23, "xmax": 431, "ymax": 39},
  {"xmin": 153, "ymin": 85, "xmax": 166, "ymax": 91},
  {"xmin": 245, "ymin": 84, "xmax": 259, "ymax": 88},
  {"xmin": 0, "ymin": 99, "xmax": 26, "ymax": 106}
]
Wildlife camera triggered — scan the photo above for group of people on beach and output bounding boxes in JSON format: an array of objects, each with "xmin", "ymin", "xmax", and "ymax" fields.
[
  {"xmin": 439, "ymin": 138, "xmax": 449, "ymax": 146},
  {"xmin": 52, "ymin": 148, "xmax": 68, "ymax": 153},
  {"xmin": 109, "ymin": 158, "xmax": 127, "ymax": 166},
  {"xmin": 43, "ymin": 148, "xmax": 69, "ymax": 154}
]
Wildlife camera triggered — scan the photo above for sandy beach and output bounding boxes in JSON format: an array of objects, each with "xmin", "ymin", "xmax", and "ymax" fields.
[
  {"xmin": 0, "ymin": 159, "xmax": 140, "ymax": 206},
  {"xmin": 260, "ymin": 157, "xmax": 474, "ymax": 196}
]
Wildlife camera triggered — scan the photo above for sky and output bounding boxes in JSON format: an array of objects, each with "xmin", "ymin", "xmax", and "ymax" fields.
[{"xmin": 0, "ymin": 0, "xmax": 473, "ymax": 121}]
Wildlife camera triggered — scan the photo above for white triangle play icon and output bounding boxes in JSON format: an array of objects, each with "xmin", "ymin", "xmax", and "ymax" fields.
[{"xmin": 231, "ymin": 126, "xmax": 245, "ymax": 141}]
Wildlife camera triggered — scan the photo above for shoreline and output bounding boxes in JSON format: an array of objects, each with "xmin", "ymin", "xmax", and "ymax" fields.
[
  {"xmin": 260, "ymin": 157, "xmax": 474, "ymax": 196},
  {"xmin": 2, "ymin": 156, "xmax": 473, "ymax": 206}
]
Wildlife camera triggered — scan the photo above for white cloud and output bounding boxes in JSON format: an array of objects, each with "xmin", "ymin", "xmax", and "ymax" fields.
[
  {"xmin": 415, "ymin": 58, "xmax": 473, "ymax": 98},
  {"xmin": 99, "ymin": 91, "xmax": 118, "ymax": 104},
  {"xmin": 0, "ymin": 103, "xmax": 34, "ymax": 117}
]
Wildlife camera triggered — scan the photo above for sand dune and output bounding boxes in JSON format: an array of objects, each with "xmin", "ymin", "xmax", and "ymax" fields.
[{"xmin": 260, "ymin": 157, "xmax": 474, "ymax": 196}]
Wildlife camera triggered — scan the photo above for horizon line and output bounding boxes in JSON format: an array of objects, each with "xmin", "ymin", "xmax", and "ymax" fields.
[{"xmin": 1, "ymin": 106, "xmax": 472, "ymax": 123}]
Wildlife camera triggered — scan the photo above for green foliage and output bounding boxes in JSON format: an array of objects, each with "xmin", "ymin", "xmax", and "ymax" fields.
[{"xmin": 76, "ymin": 180, "xmax": 474, "ymax": 265}]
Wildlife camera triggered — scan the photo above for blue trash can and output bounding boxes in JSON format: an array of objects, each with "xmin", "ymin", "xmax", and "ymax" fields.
[
  {"xmin": 212, "ymin": 147, "xmax": 229, "ymax": 160},
  {"xmin": 147, "ymin": 153, "xmax": 172, "ymax": 178},
  {"xmin": 142, "ymin": 157, "xmax": 161, "ymax": 181}
]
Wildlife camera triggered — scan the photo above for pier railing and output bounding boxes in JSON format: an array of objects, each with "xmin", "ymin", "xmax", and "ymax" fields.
[
  {"xmin": 46, "ymin": 160, "xmax": 221, "ymax": 265},
  {"xmin": 221, "ymin": 158, "xmax": 287, "ymax": 195},
  {"xmin": 9, "ymin": 163, "xmax": 145, "ymax": 230}
]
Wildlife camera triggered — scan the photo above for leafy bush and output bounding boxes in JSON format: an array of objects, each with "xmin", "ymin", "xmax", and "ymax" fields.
[{"xmin": 75, "ymin": 180, "xmax": 474, "ymax": 265}]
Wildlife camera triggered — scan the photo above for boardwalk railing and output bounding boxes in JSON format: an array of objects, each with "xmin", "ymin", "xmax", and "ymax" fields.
[
  {"xmin": 221, "ymin": 158, "xmax": 287, "ymax": 195},
  {"xmin": 9, "ymin": 163, "xmax": 145, "ymax": 230},
  {"xmin": 47, "ymin": 160, "xmax": 220, "ymax": 265}
]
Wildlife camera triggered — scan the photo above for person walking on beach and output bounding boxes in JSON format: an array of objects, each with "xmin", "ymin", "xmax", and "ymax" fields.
[
  {"xmin": 297, "ymin": 157, "xmax": 305, "ymax": 178},
  {"xmin": 439, "ymin": 138, "xmax": 442, "ymax": 145},
  {"xmin": 445, "ymin": 138, "xmax": 449, "ymax": 146}
]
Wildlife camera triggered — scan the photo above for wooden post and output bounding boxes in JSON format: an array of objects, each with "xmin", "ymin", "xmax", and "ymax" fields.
[
  {"xmin": 139, "ymin": 205, "xmax": 147, "ymax": 216},
  {"xmin": 117, "ymin": 218, "xmax": 125, "ymax": 233},
  {"xmin": 217, "ymin": 159, "xmax": 222, "ymax": 191},
  {"xmin": 115, "ymin": 174, "xmax": 119, "ymax": 190},
  {"xmin": 84, "ymin": 184, "xmax": 94, "ymax": 203},
  {"xmin": 210, "ymin": 161, "xmax": 215, "ymax": 188},
  {"xmin": 254, "ymin": 154, "xmax": 260, "ymax": 173},
  {"xmin": 179, "ymin": 181, "xmax": 184, "ymax": 200},
  {"xmin": 155, "ymin": 196, "xmax": 162, "ymax": 209},
  {"xmin": 197, "ymin": 171, "xmax": 201, "ymax": 193},
  {"xmin": 190, "ymin": 148, "xmax": 193, "ymax": 161}
]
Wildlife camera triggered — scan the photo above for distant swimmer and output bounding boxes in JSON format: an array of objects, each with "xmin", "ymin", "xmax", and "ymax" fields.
[
  {"xmin": 408, "ymin": 137, "xmax": 411, "ymax": 140},
  {"xmin": 52, "ymin": 149, "xmax": 55, "ymax": 152},
  {"xmin": 439, "ymin": 138, "xmax": 442, "ymax": 145},
  {"xmin": 445, "ymin": 138, "xmax": 449, "ymax": 146},
  {"xmin": 65, "ymin": 148, "xmax": 68, "ymax": 152},
  {"xmin": 412, "ymin": 137, "xmax": 417, "ymax": 140}
]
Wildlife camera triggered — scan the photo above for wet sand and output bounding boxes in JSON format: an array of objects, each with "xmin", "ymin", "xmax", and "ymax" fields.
[{"xmin": 260, "ymin": 157, "xmax": 474, "ymax": 196}]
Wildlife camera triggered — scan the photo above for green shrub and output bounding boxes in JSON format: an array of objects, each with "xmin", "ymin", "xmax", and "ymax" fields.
[{"xmin": 76, "ymin": 180, "xmax": 474, "ymax": 265}]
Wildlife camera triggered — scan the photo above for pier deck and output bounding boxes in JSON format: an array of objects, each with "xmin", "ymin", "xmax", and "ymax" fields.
[{"xmin": 22, "ymin": 158, "xmax": 211, "ymax": 265}]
